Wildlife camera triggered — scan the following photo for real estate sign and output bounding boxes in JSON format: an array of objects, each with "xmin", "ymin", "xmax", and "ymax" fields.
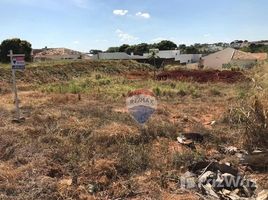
[{"xmin": 11, "ymin": 56, "xmax": 25, "ymax": 70}]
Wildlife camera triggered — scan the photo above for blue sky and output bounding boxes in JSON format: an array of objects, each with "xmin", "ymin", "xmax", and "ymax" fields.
[{"xmin": 0, "ymin": 0, "xmax": 267, "ymax": 52}]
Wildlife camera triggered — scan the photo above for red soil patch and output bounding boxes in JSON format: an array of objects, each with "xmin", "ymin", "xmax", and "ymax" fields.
[{"xmin": 157, "ymin": 69, "xmax": 247, "ymax": 83}]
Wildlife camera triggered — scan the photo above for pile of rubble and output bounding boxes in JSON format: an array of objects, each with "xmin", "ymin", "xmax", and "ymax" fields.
[
  {"xmin": 181, "ymin": 161, "xmax": 257, "ymax": 200},
  {"xmin": 177, "ymin": 132, "xmax": 268, "ymax": 200}
]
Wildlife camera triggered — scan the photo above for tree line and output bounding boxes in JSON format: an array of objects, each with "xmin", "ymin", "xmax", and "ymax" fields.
[
  {"xmin": 90, "ymin": 40, "xmax": 231, "ymax": 55},
  {"xmin": 240, "ymin": 43, "xmax": 268, "ymax": 54}
]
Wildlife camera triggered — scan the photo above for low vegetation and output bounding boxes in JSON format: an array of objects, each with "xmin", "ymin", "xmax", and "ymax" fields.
[{"xmin": 0, "ymin": 60, "xmax": 267, "ymax": 199}]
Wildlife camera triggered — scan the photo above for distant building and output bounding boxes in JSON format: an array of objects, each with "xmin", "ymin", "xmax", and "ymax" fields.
[
  {"xmin": 251, "ymin": 40, "xmax": 268, "ymax": 46},
  {"xmin": 95, "ymin": 49, "xmax": 201, "ymax": 65},
  {"xmin": 33, "ymin": 48, "xmax": 83, "ymax": 61},
  {"xmin": 96, "ymin": 52, "xmax": 145, "ymax": 60},
  {"xmin": 202, "ymin": 47, "xmax": 267, "ymax": 69},
  {"xmin": 143, "ymin": 50, "xmax": 180, "ymax": 59},
  {"xmin": 202, "ymin": 48, "xmax": 235, "ymax": 69},
  {"xmin": 175, "ymin": 54, "xmax": 202, "ymax": 64}
]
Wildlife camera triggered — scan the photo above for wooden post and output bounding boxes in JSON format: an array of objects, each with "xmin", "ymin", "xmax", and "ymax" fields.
[
  {"xmin": 8, "ymin": 50, "xmax": 26, "ymax": 122},
  {"xmin": 9, "ymin": 50, "xmax": 21, "ymax": 120}
]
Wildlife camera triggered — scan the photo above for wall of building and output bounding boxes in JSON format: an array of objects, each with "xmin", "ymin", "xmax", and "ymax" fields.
[
  {"xmin": 202, "ymin": 48, "xmax": 235, "ymax": 69},
  {"xmin": 175, "ymin": 54, "xmax": 202, "ymax": 64},
  {"xmin": 143, "ymin": 50, "xmax": 180, "ymax": 59},
  {"xmin": 98, "ymin": 52, "xmax": 131, "ymax": 60}
]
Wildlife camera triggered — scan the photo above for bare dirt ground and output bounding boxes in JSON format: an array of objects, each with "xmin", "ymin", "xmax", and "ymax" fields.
[
  {"xmin": 0, "ymin": 60, "xmax": 267, "ymax": 199},
  {"xmin": 157, "ymin": 69, "xmax": 247, "ymax": 83}
]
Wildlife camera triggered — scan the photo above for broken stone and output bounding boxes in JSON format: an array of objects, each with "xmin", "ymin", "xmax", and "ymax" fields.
[
  {"xmin": 180, "ymin": 171, "xmax": 197, "ymax": 189},
  {"xmin": 210, "ymin": 120, "xmax": 216, "ymax": 125},
  {"xmin": 200, "ymin": 183, "xmax": 219, "ymax": 199},
  {"xmin": 182, "ymin": 132, "xmax": 204, "ymax": 142},
  {"xmin": 224, "ymin": 146, "xmax": 238, "ymax": 155},
  {"xmin": 205, "ymin": 120, "xmax": 216, "ymax": 126},
  {"xmin": 87, "ymin": 184, "xmax": 96, "ymax": 194},
  {"xmin": 177, "ymin": 136, "xmax": 193, "ymax": 146},
  {"xmin": 177, "ymin": 132, "xmax": 205, "ymax": 147},
  {"xmin": 198, "ymin": 171, "xmax": 215, "ymax": 184},
  {"xmin": 189, "ymin": 162, "xmax": 238, "ymax": 176},
  {"xmin": 227, "ymin": 189, "xmax": 241, "ymax": 200},
  {"xmin": 221, "ymin": 189, "xmax": 231, "ymax": 195}
]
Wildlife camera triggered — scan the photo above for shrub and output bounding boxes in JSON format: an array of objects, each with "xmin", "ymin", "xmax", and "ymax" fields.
[
  {"xmin": 210, "ymin": 88, "xmax": 221, "ymax": 96},
  {"xmin": 0, "ymin": 38, "xmax": 32, "ymax": 62},
  {"xmin": 224, "ymin": 97, "xmax": 268, "ymax": 151},
  {"xmin": 153, "ymin": 87, "xmax": 161, "ymax": 96}
]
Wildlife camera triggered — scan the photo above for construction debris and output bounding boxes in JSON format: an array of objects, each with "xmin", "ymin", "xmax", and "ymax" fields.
[{"xmin": 181, "ymin": 162, "xmax": 257, "ymax": 200}]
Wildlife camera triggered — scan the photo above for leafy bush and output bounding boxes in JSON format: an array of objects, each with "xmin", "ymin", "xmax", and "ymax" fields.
[
  {"xmin": 210, "ymin": 88, "xmax": 221, "ymax": 96},
  {"xmin": 0, "ymin": 38, "xmax": 32, "ymax": 62}
]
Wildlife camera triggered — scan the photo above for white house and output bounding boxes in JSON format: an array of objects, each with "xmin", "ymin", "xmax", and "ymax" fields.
[
  {"xmin": 96, "ymin": 49, "xmax": 201, "ymax": 65},
  {"xmin": 143, "ymin": 50, "xmax": 180, "ymax": 59},
  {"xmin": 175, "ymin": 54, "xmax": 202, "ymax": 64},
  {"xmin": 96, "ymin": 52, "xmax": 145, "ymax": 60}
]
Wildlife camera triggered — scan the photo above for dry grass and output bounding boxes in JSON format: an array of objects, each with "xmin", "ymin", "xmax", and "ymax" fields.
[{"xmin": 0, "ymin": 60, "xmax": 267, "ymax": 199}]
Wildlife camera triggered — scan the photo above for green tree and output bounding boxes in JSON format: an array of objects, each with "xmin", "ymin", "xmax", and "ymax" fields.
[
  {"xmin": 125, "ymin": 45, "xmax": 136, "ymax": 55},
  {"xmin": 118, "ymin": 44, "xmax": 130, "ymax": 52},
  {"xmin": 178, "ymin": 44, "xmax": 186, "ymax": 53},
  {"xmin": 0, "ymin": 38, "xmax": 32, "ymax": 62},
  {"xmin": 134, "ymin": 43, "xmax": 149, "ymax": 55},
  {"xmin": 156, "ymin": 40, "xmax": 177, "ymax": 50},
  {"xmin": 106, "ymin": 47, "xmax": 120, "ymax": 52},
  {"xmin": 185, "ymin": 46, "xmax": 200, "ymax": 54}
]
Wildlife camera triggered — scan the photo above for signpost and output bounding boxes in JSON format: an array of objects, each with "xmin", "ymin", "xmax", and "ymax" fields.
[{"xmin": 8, "ymin": 50, "xmax": 26, "ymax": 122}]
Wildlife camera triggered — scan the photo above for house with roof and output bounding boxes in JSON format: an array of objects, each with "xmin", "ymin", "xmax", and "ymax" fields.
[
  {"xmin": 95, "ymin": 49, "xmax": 202, "ymax": 65},
  {"xmin": 96, "ymin": 52, "xmax": 145, "ymax": 60}
]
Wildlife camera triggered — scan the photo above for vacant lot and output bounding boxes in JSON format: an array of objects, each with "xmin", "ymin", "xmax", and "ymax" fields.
[{"xmin": 0, "ymin": 60, "xmax": 267, "ymax": 199}]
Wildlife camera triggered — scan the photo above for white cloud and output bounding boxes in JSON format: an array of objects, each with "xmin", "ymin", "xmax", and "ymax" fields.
[
  {"xmin": 136, "ymin": 12, "xmax": 151, "ymax": 19},
  {"xmin": 113, "ymin": 9, "xmax": 128, "ymax": 16},
  {"xmin": 151, "ymin": 37, "xmax": 167, "ymax": 42},
  {"xmin": 116, "ymin": 29, "xmax": 138, "ymax": 42},
  {"xmin": 73, "ymin": 40, "xmax": 80, "ymax": 44}
]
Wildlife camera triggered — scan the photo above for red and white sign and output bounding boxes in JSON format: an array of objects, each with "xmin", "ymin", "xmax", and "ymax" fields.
[{"xmin": 12, "ymin": 56, "xmax": 25, "ymax": 70}]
